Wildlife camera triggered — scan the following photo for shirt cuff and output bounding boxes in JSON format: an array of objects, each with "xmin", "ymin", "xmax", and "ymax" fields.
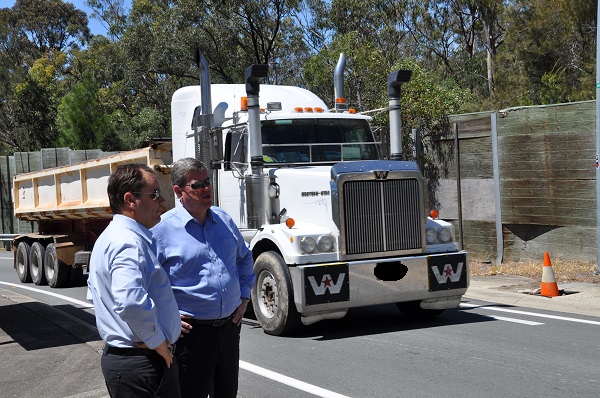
[{"xmin": 144, "ymin": 330, "xmax": 167, "ymax": 350}]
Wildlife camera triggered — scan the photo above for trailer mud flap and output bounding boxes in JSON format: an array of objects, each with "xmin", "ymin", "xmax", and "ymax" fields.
[
  {"xmin": 304, "ymin": 263, "xmax": 350, "ymax": 305},
  {"xmin": 427, "ymin": 253, "xmax": 467, "ymax": 291}
]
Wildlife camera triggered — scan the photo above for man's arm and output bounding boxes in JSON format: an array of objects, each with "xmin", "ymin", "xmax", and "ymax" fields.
[{"xmin": 111, "ymin": 243, "xmax": 167, "ymax": 349}]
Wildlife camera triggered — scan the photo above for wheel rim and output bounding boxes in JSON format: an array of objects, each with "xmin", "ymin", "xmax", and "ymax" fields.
[
  {"xmin": 257, "ymin": 270, "xmax": 278, "ymax": 319},
  {"xmin": 31, "ymin": 250, "xmax": 41, "ymax": 278},
  {"xmin": 46, "ymin": 253, "xmax": 56, "ymax": 281},
  {"xmin": 17, "ymin": 250, "xmax": 26, "ymax": 276}
]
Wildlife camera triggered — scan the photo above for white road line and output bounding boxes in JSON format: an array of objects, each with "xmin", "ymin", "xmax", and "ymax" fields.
[
  {"xmin": 0, "ymin": 281, "xmax": 94, "ymax": 308},
  {"xmin": 461, "ymin": 303, "xmax": 600, "ymax": 326},
  {"xmin": 481, "ymin": 314, "xmax": 544, "ymax": 325},
  {"xmin": 240, "ymin": 360, "xmax": 352, "ymax": 398}
]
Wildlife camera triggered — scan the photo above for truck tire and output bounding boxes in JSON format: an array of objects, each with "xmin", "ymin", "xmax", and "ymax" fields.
[
  {"xmin": 30, "ymin": 242, "xmax": 47, "ymax": 286},
  {"xmin": 251, "ymin": 251, "xmax": 301, "ymax": 336},
  {"xmin": 44, "ymin": 243, "xmax": 71, "ymax": 288},
  {"xmin": 16, "ymin": 242, "xmax": 32, "ymax": 283},
  {"xmin": 396, "ymin": 301, "xmax": 444, "ymax": 319}
]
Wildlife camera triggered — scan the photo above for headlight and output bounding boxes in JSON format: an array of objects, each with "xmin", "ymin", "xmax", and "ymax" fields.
[
  {"xmin": 426, "ymin": 228, "xmax": 437, "ymax": 244},
  {"xmin": 438, "ymin": 227, "xmax": 453, "ymax": 243},
  {"xmin": 317, "ymin": 235, "xmax": 334, "ymax": 252},
  {"xmin": 300, "ymin": 236, "xmax": 317, "ymax": 253}
]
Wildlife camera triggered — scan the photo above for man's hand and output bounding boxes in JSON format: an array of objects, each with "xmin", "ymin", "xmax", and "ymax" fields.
[
  {"xmin": 180, "ymin": 314, "xmax": 193, "ymax": 338},
  {"xmin": 232, "ymin": 297, "xmax": 249, "ymax": 326},
  {"xmin": 154, "ymin": 340, "xmax": 174, "ymax": 368}
]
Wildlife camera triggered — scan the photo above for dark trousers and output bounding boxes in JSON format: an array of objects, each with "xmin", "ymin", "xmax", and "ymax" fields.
[
  {"xmin": 101, "ymin": 346, "xmax": 181, "ymax": 398},
  {"xmin": 176, "ymin": 318, "xmax": 241, "ymax": 398}
]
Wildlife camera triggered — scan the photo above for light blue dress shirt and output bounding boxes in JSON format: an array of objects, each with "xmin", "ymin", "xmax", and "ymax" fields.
[
  {"xmin": 152, "ymin": 205, "xmax": 255, "ymax": 320},
  {"xmin": 87, "ymin": 214, "xmax": 181, "ymax": 349}
]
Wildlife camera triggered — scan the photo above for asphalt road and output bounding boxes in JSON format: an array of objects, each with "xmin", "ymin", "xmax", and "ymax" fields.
[{"xmin": 2, "ymin": 251, "xmax": 599, "ymax": 398}]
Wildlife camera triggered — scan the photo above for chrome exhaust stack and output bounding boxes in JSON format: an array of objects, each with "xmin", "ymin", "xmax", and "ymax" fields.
[
  {"xmin": 387, "ymin": 70, "xmax": 412, "ymax": 160},
  {"xmin": 244, "ymin": 64, "xmax": 269, "ymax": 229}
]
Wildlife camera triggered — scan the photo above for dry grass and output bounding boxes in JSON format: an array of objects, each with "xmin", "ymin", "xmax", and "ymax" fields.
[{"xmin": 470, "ymin": 259, "xmax": 600, "ymax": 284}]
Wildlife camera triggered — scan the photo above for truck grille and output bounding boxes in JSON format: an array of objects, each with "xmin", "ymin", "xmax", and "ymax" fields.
[{"xmin": 343, "ymin": 179, "xmax": 422, "ymax": 255}]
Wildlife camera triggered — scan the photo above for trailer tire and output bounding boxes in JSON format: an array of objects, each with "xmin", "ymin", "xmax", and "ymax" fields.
[
  {"xmin": 30, "ymin": 242, "xmax": 47, "ymax": 286},
  {"xmin": 44, "ymin": 243, "xmax": 71, "ymax": 288},
  {"xmin": 396, "ymin": 301, "xmax": 444, "ymax": 319},
  {"xmin": 251, "ymin": 251, "xmax": 301, "ymax": 336},
  {"xmin": 16, "ymin": 242, "xmax": 32, "ymax": 283}
]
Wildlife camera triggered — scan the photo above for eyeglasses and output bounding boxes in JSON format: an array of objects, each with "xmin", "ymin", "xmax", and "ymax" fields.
[
  {"xmin": 131, "ymin": 189, "xmax": 162, "ymax": 200},
  {"xmin": 185, "ymin": 178, "xmax": 211, "ymax": 190}
]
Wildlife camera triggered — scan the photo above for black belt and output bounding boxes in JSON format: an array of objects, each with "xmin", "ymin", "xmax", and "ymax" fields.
[
  {"xmin": 188, "ymin": 314, "xmax": 232, "ymax": 327},
  {"xmin": 104, "ymin": 344, "xmax": 175, "ymax": 356}
]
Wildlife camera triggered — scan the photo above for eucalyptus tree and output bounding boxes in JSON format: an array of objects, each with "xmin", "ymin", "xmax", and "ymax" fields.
[
  {"xmin": 0, "ymin": 0, "xmax": 90, "ymax": 152},
  {"xmin": 496, "ymin": 0, "xmax": 596, "ymax": 106}
]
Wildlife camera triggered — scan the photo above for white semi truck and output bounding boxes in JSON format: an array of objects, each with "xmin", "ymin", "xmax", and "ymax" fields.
[
  {"xmin": 12, "ymin": 53, "xmax": 468, "ymax": 335},
  {"xmin": 170, "ymin": 53, "xmax": 468, "ymax": 335}
]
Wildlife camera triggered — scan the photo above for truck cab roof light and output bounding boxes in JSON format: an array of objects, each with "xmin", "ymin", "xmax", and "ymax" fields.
[
  {"xmin": 314, "ymin": 107, "xmax": 324, "ymax": 113},
  {"xmin": 304, "ymin": 107, "xmax": 313, "ymax": 113},
  {"xmin": 335, "ymin": 98, "xmax": 346, "ymax": 104},
  {"xmin": 294, "ymin": 107, "xmax": 303, "ymax": 113},
  {"xmin": 348, "ymin": 108, "xmax": 356, "ymax": 114},
  {"xmin": 240, "ymin": 97, "xmax": 248, "ymax": 111},
  {"xmin": 267, "ymin": 102, "xmax": 282, "ymax": 111}
]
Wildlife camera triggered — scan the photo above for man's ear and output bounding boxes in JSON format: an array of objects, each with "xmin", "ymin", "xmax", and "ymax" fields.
[
  {"xmin": 173, "ymin": 185, "xmax": 183, "ymax": 198},
  {"xmin": 123, "ymin": 192, "xmax": 137, "ymax": 209}
]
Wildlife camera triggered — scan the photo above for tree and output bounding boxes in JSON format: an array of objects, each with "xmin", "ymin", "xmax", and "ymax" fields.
[
  {"xmin": 0, "ymin": 0, "xmax": 91, "ymax": 152},
  {"xmin": 495, "ymin": 0, "xmax": 596, "ymax": 106},
  {"xmin": 56, "ymin": 74, "xmax": 123, "ymax": 150}
]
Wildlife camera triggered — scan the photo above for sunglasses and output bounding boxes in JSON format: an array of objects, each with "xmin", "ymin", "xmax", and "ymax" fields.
[
  {"xmin": 132, "ymin": 189, "xmax": 162, "ymax": 200},
  {"xmin": 185, "ymin": 178, "xmax": 211, "ymax": 190}
]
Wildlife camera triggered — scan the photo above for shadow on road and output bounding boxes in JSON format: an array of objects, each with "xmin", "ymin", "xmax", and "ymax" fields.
[
  {"xmin": 0, "ymin": 300, "xmax": 101, "ymax": 351},
  {"xmin": 243, "ymin": 302, "xmax": 496, "ymax": 340}
]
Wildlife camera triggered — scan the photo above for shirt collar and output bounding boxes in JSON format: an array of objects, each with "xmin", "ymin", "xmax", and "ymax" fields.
[
  {"xmin": 112, "ymin": 214, "xmax": 153, "ymax": 244},
  {"xmin": 175, "ymin": 202, "xmax": 215, "ymax": 226}
]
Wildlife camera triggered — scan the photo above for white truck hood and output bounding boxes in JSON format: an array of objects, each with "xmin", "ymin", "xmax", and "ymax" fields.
[{"xmin": 268, "ymin": 166, "xmax": 337, "ymax": 232}]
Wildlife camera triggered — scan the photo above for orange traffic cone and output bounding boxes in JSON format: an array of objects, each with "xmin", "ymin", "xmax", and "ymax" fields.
[{"xmin": 540, "ymin": 252, "xmax": 560, "ymax": 297}]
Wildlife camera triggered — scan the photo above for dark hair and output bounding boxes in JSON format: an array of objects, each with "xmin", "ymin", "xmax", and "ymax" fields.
[
  {"xmin": 107, "ymin": 163, "xmax": 154, "ymax": 214},
  {"xmin": 170, "ymin": 158, "xmax": 207, "ymax": 187}
]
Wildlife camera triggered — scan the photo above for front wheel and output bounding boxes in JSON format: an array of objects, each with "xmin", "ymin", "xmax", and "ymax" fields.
[
  {"xmin": 396, "ymin": 301, "xmax": 444, "ymax": 319},
  {"xmin": 251, "ymin": 251, "xmax": 301, "ymax": 336}
]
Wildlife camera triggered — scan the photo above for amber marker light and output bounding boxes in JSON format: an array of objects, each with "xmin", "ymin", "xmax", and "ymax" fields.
[
  {"xmin": 429, "ymin": 209, "xmax": 439, "ymax": 219},
  {"xmin": 348, "ymin": 108, "xmax": 356, "ymax": 114},
  {"xmin": 294, "ymin": 107, "xmax": 303, "ymax": 112},
  {"xmin": 335, "ymin": 97, "xmax": 346, "ymax": 104},
  {"xmin": 304, "ymin": 107, "xmax": 313, "ymax": 112},
  {"xmin": 285, "ymin": 218, "xmax": 295, "ymax": 228},
  {"xmin": 314, "ymin": 107, "xmax": 324, "ymax": 113},
  {"xmin": 240, "ymin": 97, "xmax": 248, "ymax": 111}
]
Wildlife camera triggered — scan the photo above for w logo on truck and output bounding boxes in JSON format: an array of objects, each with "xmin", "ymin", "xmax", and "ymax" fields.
[
  {"xmin": 431, "ymin": 262, "xmax": 464, "ymax": 284},
  {"xmin": 308, "ymin": 273, "xmax": 346, "ymax": 295},
  {"xmin": 427, "ymin": 253, "xmax": 468, "ymax": 291},
  {"xmin": 304, "ymin": 264, "xmax": 350, "ymax": 305}
]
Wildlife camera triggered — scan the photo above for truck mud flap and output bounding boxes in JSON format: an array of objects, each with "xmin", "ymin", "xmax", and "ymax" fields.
[
  {"xmin": 427, "ymin": 253, "xmax": 467, "ymax": 291},
  {"xmin": 303, "ymin": 263, "xmax": 350, "ymax": 306}
]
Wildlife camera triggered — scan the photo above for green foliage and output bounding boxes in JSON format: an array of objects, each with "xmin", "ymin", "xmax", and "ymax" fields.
[
  {"xmin": 56, "ymin": 74, "xmax": 123, "ymax": 150},
  {"xmin": 1, "ymin": 0, "xmax": 597, "ymax": 155}
]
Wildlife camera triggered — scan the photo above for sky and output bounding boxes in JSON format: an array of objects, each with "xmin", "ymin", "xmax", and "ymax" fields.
[{"xmin": 2, "ymin": 0, "xmax": 130, "ymax": 36}]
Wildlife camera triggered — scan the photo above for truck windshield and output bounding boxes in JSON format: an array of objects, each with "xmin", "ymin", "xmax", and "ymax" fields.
[{"xmin": 261, "ymin": 118, "xmax": 380, "ymax": 164}]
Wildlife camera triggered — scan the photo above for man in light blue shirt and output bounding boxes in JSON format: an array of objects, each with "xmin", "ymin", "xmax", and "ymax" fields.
[
  {"xmin": 87, "ymin": 164, "xmax": 181, "ymax": 398},
  {"xmin": 152, "ymin": 158, "xmax": 255, "ymax": 398}
]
